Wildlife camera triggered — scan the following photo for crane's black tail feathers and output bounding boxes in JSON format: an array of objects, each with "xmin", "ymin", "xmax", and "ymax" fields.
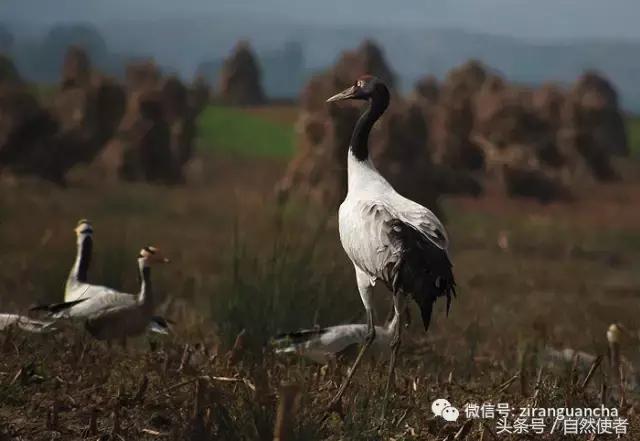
[
  {"xmin": 30, "ymin": 299, "xmax": 86, "ymax": 315},
  {"xmin": 387, "ymin": 219, "xmax": 456, "ymax": 332}
]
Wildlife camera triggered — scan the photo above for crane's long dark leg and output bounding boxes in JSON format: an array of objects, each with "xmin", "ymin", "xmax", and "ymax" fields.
[
  {"xmin": 325, "ymin": 269, "xmax": 375, "ymax": 416},
  {"xmin": 380, "ymin": 292, "xmax": 405, "ymax": 423}
]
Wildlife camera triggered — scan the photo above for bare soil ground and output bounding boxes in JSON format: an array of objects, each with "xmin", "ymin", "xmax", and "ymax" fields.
[{"xmin": 1, "ymin": 153, "xmax": 639, "ymax": 440}]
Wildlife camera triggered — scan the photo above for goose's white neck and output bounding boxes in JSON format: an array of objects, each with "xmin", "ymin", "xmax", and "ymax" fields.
[
  {"xmin": 69, "ymin": 234, "xmax": 92, "ymax": 284},
  {"xmin": 137, "ymin": 259, "xmax": 152, "ymax": 306}
]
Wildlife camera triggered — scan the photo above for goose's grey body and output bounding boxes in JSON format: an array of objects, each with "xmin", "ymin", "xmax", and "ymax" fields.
[
  {"xmin": 45, "ymin": 247, "xmax": 169, "ymax": 341},
  {"xmin": 56, "ymin": 291, "xmax": 152, "ymax": 340}
]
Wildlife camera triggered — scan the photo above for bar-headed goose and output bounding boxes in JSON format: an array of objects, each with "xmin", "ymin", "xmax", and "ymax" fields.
[
  {"xmin": 36, "ymin": 246, "xmax": 170, "ymax": 341},
  {"xmin": 65, "ymin": 219, "xmax": 120, "ymax": 302}
]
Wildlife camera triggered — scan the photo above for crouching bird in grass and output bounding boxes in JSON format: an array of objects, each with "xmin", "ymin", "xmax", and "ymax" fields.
[
  {"xmin": 0, "ymin": 314, "xmax": 57, "ymax": 333},
  {"xmin": 272, "ymin": 313, "xmax": 399, "ymax": 364},
  {"xmin": 325, "ymin": 76, "xmax": 456, "ymax": 422},
  {"xmin": 32, "ymin": 246, "xmax": 171, "ymax": 345}
]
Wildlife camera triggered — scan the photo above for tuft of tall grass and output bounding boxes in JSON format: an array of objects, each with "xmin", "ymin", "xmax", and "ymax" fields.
[{"xmin": 209, "ymin": 212, "xmax": 358, "ymax": 351}]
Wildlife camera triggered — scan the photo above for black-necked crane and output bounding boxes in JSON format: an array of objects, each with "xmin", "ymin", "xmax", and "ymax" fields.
[
  {"xmin": 325, "ymin": 76, "xmax": 456, "ymax": 420},
  {"xmin": 34, "ymin": 246, "xmax": 170, "ymax": 343},
  {"xmin": 273, "ymin": 314, "xmax": 399, "ymax": 364}
]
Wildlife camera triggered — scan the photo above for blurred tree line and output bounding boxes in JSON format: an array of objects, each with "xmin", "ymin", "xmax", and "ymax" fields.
[
  {"xmin": 2, "ymin": 22, "xmax": 126, "ymax": 83},
  {"xmin": 1, "ymin": 21, "xmax": 306, "ymax": 99}
]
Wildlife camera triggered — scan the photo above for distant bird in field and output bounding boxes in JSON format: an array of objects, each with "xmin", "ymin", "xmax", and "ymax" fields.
[
  {"xmin": 33, "ymin": 246, "xmax": 170, "ymax": 343},
  {"xmin": 273, "ymin": 314, "xmax": 399, "ymax": 364},
  {"xmin": 64, "ymin": 219, "xmax": 121, "ymax": 302},
  {"xmin": 325, "ymin": 76, "xmax": 456, "ymax": 419},
  {"xmin": 0, "ymin": 314, "xmax": 57, "ymax": 333}
]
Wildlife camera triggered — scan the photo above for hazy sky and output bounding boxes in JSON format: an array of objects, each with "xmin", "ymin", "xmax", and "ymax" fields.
[{"xmin": 2, "ymin": 0, "xmax": 640, "ymax": 41}]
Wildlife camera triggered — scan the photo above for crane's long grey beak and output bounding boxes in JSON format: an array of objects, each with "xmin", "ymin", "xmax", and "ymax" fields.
[{"xmin": 326, "ymin": 85, "xmax": 357, "ymax": 102}]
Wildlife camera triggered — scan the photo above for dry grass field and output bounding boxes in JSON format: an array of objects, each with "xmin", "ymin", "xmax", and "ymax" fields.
[{"xmin": 1, "ymin": 132, "xmax": 640, "ymax": 439}]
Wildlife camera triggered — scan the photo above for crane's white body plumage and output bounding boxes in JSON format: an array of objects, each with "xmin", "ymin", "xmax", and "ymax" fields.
[
  {"xmin": 323, "ymin": 77, "xmax": 455, "ymax": 417},
  {"xmin": 0, "ymin": 314, "xmax": 57, "ymax": 333},
  {"xmin": 339, "ymin": 153, "xmax": 448, "ymax": 284}
]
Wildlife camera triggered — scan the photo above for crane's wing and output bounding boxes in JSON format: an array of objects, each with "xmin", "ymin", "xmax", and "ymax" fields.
[
  {"xmin": 390, "ymin": 196, "xmax": 449, "ymax": 250},
  {"xmin": 347, "ymin": 199, "xmax": 455, "ymax": 331}
]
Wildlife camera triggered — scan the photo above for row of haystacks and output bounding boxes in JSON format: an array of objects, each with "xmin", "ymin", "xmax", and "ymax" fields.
[
  {"xmin": 279, "ymin": 41, "xmax": 628, "ymax": 205},
  {"xmin": 417, "ymin": 59, "xmax": 628, "ymax": 202},
  {"xmin": 0, "ymin": 47, "xmax": 210, "ymax": 184}
]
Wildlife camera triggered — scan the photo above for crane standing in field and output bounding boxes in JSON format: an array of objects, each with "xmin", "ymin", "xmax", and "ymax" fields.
[{"xmin": 325, "ymin": 76, "xmax": 456, "ymax": 420}]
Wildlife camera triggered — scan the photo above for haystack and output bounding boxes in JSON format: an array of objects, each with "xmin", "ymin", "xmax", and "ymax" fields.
[
  {"xmin": 61, "ymin": 45, "xmax": 92, "ymax": 89},
  {"xmin": 125, "ymin": 59, "xmax": 161, "ymax": 92},
  {"xmin": 0, "ymin": 57, "xmax": 63, "ymax": 181},
  {"xmin": 0, "ymin": 54, "xmax": 21, "ymax": 86},
  {"xmin": 0, "ymin": 87, "xmax": 61, "ymax": 181},
  {"xmin": 558, "ymin": 71, "xmax": 627, "ymax": 180},
  {"xmin": 93, "ymin": 61, "xmax": 206, "ymax": 183},
  {"xmin": 217, "ymin": 41, "xmax": 265, "ymax": 106},
  {"xmin": 474, "ymin": 80, "xmax": 564, "ymax": 169},
  {"xmin": 97, "ymin": 89, "xmax": 178, "ymax": 183},
  {"xmin": 51, "ymin": 48, "xmax": 127, "ymax": 170},
  {"xmin": 429, "ymin": 61, "xmax": 489, "ymax": 171},
  {"xmin": 332, "ymin": 39, "xmax": 395, "ymax": 91},
  {"xmin": 190, "ymin": 76, "xmax": 211, "ymax": 115},
  {"xmin": 567, "ymin": 71, "xmax": 627, "ymax": 156}
]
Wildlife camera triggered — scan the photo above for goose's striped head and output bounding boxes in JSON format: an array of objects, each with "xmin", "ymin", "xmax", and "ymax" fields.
[
  {"xmin": 74, "ymin": 219, "xmax": 93, "ymax": 237},
  {"xmin": 138, "ymin": 246, "xmax": 170, "ymax": 265}
]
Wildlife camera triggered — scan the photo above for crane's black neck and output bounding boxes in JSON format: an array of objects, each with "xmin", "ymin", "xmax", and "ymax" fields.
[
  {"xmin": 75, "ymin": 236, "xmax": 92, "ymax": 283},
  {"xmin": 350, "ymin": 84, "xmax": 390, "ymax": 162}
]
